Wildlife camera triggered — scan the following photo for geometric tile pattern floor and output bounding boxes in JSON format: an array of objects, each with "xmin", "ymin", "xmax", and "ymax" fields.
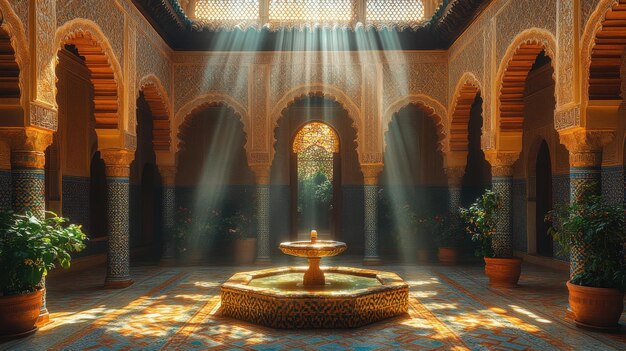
[{"xmin": 2, "ymin": 260, "xmax": 625, "ymax": 350}]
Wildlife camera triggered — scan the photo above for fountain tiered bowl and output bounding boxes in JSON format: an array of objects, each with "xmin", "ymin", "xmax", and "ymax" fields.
[{"xmin": 220, "ymin": 231, "xmax": 409, "ymax": 329}]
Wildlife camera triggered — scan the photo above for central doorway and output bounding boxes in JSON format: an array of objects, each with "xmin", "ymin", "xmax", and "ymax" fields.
[{"xmin": 291, "ymin": 122, "xmax": 340, "ymax": 240}]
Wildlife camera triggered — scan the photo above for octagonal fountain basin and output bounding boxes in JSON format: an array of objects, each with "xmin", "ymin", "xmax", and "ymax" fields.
[{"xmin": 220, "ymin": 266, "xmax": 409, "ymax": 329}]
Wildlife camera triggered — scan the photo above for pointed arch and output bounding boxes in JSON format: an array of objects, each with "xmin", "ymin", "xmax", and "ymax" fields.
[
  {"xmin": 382, "ymin": 94, "xmax": 448, "ymax": 152},
  {"xmin": 174, "ymin": 92, "xmax": 249, "ymax": 153},
  {"xmin": 272, "ymin": 84, "xmax": 361, "ymax": 136},
  {"xmin": 54, "ymin": 19, "xmax": 123, "ymax": 130},
  {"xmin": 0, "ymin": 2, "xmax": 29, "ymax": 115},
  {"xmin": 581, "ymin": 0, "xmax": 626, "ymax": 101},
  {"xmin": 138, "ymin": 74, "xmax": 172, "ymax": 152},
  {"xmin": 449, "ymin": 72, "xmax": 482, "ymax": 153},
  {"xmin": 495, "ymin": 28, "xmax": 557, "ymax": 151}
]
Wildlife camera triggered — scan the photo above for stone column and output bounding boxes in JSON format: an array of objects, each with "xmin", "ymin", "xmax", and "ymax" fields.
[
  {"xmin": 159, "ymin": 166, "xmax": 177, "ymax": 266},
  {"xmin": 1, "ymin": 127, "xmax": 53, "ymax": 325},
  {"xmin": 362, "ymin": 164, "xmax": 384, "ymax": 265},
  {"xmin": 251, "ymin": 165, "xmax": 271, "ymax": 264},
  {"xmin": 560, "ymin": 130, "xmax": 614, "ymax": 278},
  {"xmin": 445, "ymin": 167, "xmax": 465, "ymax": 215},
  {"xmin": 486, "ymin": 153, "xmax": 519, "ymax": 258},
  {"xmin": 101, "ymin": 149, "xmax": 135, "ymax": 289}
]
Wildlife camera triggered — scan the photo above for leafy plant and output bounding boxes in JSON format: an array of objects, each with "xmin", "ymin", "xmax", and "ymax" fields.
[
  {"xmin": 546, "ymin": 185, "xmax": 626, "ymax": 291},
  {"xmin": 417, "ymin": 214, "xmax": 445, "ymax": 248},
  {"xmin": 434, "ymin": 212, "xmax": 467, "ymax": 248},
  {"xmin": 459, "ymin": 189, "xmax": 500, "ymax": 258},
  {"xmin": 226, "ymin": 210, "xmax": 256, "ymax": 240},
  {"xmin": 0, "ymin": 211, "xmax": 87, "ymax": 295}
]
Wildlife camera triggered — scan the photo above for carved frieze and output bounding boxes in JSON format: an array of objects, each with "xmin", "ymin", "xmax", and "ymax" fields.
[
  {"xmin": 30, "ymin": 102, "xmax": 58, "ymax": 131},
  {"xmin": 35, "ymin": 0, "xmax": 56, "ymax": 105},
  {"xmin": 557, "ymin": 0, "xmax": 575, "ymax": 106},
  {"xmin": 554, "ymin": 105, "xmax": 581, "ymax": 131}
]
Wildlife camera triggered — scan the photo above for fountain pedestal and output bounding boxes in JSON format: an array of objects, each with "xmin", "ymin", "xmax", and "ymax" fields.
[{"xmin": 221, "ymin": 230, "xmax": 409, "ymax": 329}]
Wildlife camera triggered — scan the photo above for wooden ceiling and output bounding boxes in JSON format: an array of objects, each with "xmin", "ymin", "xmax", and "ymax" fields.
[
  {"xmin": 589, "ymin": 0, "xmax": 626, "ymax": 100},
  {"xmin": 131, "ymin": 0, "xmax": 492, "ymax": 51},
  {"xmin": 0, "ymin": 28, "xmax": 20, "ymax": 99}
]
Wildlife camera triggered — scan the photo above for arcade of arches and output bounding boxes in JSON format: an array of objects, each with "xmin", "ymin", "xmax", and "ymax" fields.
[{"xmin": 1, "ymin": 0, "xmax": 626, "ymax": 349}]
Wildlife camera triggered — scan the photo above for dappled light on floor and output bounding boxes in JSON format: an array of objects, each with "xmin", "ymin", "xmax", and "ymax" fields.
[{"xmin": 3, "ymin": 264, "xmax": 625, "ymax": 350}]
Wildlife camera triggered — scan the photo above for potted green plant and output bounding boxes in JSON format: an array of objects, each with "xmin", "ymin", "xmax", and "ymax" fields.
[
  {"xmin": 546, "ymin": 187, "xmax": 625, "ymax": 330},
  {"xmin": 435, "ymin": 213, "xmax": 465, "ymax": 265},
  {"xmin": 227, "ymin": 210, "xmax": 257, "ymax": 265},
  {"xmin": 416, "ymin": 214, "xmax": 444, "ymax": 263},
  {"xmin": 460, "ymin": 189, "xmax": 522, "ymax": 287},
  {"xmin": 0, "ymin": 211, "xmax": 87, "ymax": 338}
]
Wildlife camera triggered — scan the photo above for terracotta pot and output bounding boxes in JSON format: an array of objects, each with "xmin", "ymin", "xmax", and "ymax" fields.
[
  {"xmin": 438, "ymin": 247, "xmax": 459, "ymax": 265},
  {"xmin": 0, "ymin": 289, "xmax": 43, "ymax": 337},
  {"xmin": 234, "ymin": 238, "xmax": 257, "ymax": 265},
  {"xmin": 484, "ymin": 257, "xmax": 522, "ymax": 288},
  {"xmin": 416, "ymin": 248, "xmax": 430, "ymax": 263},
  {"xmin": 567, "ymin": 281, "xmax": 624, "ymax": 330}
]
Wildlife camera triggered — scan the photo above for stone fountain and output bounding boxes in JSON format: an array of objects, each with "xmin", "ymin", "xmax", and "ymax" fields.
[{"xmin": 221, "ymin": 230, "xmax": 409, "ymax": 329}]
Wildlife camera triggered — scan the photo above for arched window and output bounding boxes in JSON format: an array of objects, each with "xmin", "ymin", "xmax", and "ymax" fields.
[{"xmin": 293, "ymin": 122, "xmax": 339, "ymax": 181}]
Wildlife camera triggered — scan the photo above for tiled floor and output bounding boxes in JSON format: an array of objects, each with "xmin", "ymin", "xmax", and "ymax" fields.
[{"xmin": 2, "ymin": 260, "xmax": 626, "ymax": 350}]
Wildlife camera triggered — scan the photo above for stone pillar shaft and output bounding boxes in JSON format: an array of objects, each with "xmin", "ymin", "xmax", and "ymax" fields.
[
  {"xmin": 252, "ymin": 165, "xmax": 271, "ymax": 264},
  {"xmin": 159, "ymin": 166, "xmax": 177, "ymax": 264},
  {"xmin": 1, "ymin": 128, "xmax": 53, "ymax": 325},
  {"xmin": 362, "ymin": 164, "xmax": 383, "ymax": 265},
  {"xmin": 102, "ymin": 149, "xmax": 134, "ymax": 289},
  {"xmin": 485, "ymin": 152, "xmax": 519, "ymax": 258},
  {"xmin": 560, "ymin": 131, "xmax": 613, "ymax": 279}
]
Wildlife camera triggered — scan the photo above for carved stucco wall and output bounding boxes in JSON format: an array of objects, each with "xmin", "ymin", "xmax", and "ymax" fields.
[
  {"xmin": 9, "ymin": 0, "xmax": 28, "ymax": 42},
  {"xmin": 56, "ymin": 0, "xmax": 125, "ymax": 70}
]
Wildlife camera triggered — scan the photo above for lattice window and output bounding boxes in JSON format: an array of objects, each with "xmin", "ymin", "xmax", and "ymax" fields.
[
  {"xmin": 269, "ymin": 0, "xmax": 354, "ymax": 25},
  {"xmin": 194, "ymin": 0, "xmax": 259, "ymax": 23},
  {"xmin": 366, "ymin": 0, "xmax": 425, "ymax": 24}
]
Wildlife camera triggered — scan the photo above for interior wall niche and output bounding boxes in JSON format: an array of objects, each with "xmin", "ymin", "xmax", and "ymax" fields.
[
  {"xmin": 271, "ymin": 96, "xmax": 361, "ymax": 252},
  {"xmin": 517, "ymin": 51, "xmax": 568, "ymax": 256},
  {"xmin": 380, "ymin": 103, "xmax": 447, "ymax": 260},
  {"xmin": 130, "ymin": 92, "xmax": 162, "ymax": 256},
  {"xmin": 176, "ymin": 104, "xmax": 254, "ymax": 262},
  {"xmin": 462, "ymin": 93, "xmax": 491, "ymax": 205}
]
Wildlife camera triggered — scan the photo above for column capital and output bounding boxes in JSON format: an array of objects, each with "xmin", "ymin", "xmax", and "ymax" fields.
[
  {"xmin": 0, "ymin": 127, "xmax": 53, "ymax": 169},
  {"xmin": 101, "ymin": 149, "xmax": 135, "ymax": 178},
  {"xmin": 485, "ymin": 151, "xmax": 519, "ymax": 177},
  {"xmin": 250, "ymin": 164, "xmax": 271, "ymax": 185},
  {"xmin": 361, "ymin": 163, "xmax": 384, "ymax": 185},
  {"xmin": 445, "ymin": 167, "xmax": 465, "ymax": 187},
  {"xmin": 559, "ymin": 129, "xmax": 614, "ymax": 168},
  {"xmin": 158, "ymin": 165, "xmax": 177, "ymax": 186}
]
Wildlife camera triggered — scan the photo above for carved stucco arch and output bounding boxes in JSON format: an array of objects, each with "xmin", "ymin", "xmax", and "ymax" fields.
[
  {"xmin": 174, "ymin": 92, "xmax": 249, "ymax": 155},
  {"xmin": 0, "ymin": 1, "xmax": 29, "ymax": 114},
  {"xmin": 382, "ymin": 94, "xmax": 448, "ymax": 153},
  {"xmin": 54, "ymin": 19, "xmax": 124, "ymax": 132},
  {"xmin": 581, "ymin": 0, "xmax": 620, "ymax": 103},
  {"xmin": 494, "ymin": 28, "xmax": 557, "ymax": 153},
  {"xmin": 448, "ymin": 72, "xmax": 483, "ymax": 153},
  {"xmin": 271, "ymin": 84, "xmax": 362, "ymax": 161},
  {"xmin": 138, "ymin": 74, "xmax": 172, "ymax": 152}
]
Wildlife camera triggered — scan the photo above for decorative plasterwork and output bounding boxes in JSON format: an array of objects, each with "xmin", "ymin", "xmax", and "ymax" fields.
[
  {"xmin": 448, "ymin": 72, "xmax": 482, "ymax": 153},
  {"xmin": 382, "ymin": 94, "xmax": 448, "ymax": 152},
  {"xmin": 270, "ymin": 83, "xmax": 361, "ymax": 162},
  {"xmin": 174, "ymin": 92, "xmax": 249, "ymax": 154},
  {"xmin": 54, "ymin": 19, "xmax": 125, "ymax": 130},
  {"xmin": 139, "ymin": 74, "xmax": 173, "ymax": 152},
  {"xmin": 494, "ymin": 28, "xmax": 558, "ymax": 151},
  {"xmin": 0, "ymin": 1, "xmax": 29, "ymax": 117}
]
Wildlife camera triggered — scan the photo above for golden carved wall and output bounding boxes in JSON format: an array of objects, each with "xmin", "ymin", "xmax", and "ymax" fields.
[{"xmin": 1, "ymin": 0, "xmax": 624, "ymax": 170}]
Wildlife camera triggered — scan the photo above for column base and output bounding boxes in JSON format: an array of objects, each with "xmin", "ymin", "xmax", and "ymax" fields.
[
  {"xmin": 104, "ymin": 279, "xmax": 134, "ymax": 289},
  {"xmin": 35, "ymin": 310, "xmax": 50, "ymax": 327},
  {"xmin": 363, "ymin": 257, "xmax": 383, "ymax": 266},
  {"xmin": 255, "ymin": 257, "xmax": 272, "ymax": 266}
]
